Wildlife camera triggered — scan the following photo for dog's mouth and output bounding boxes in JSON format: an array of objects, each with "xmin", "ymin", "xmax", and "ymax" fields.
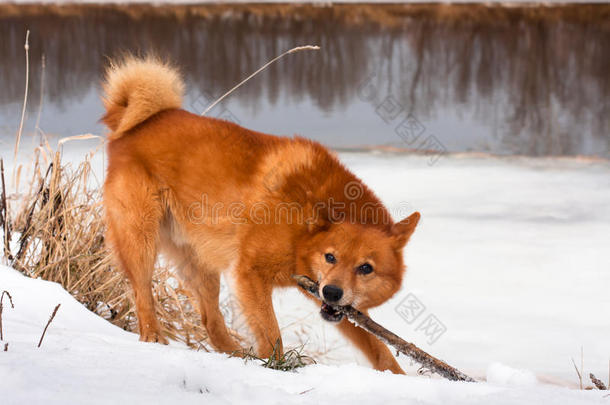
[{"xmin": 320, "ymin": 302, "xmax": 344, "ymax": 323}]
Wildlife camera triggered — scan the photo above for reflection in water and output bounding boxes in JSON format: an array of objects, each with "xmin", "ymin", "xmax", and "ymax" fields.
[{"xmin": 0, "ymin": 4, "xmax": 608, "ymax": 156}]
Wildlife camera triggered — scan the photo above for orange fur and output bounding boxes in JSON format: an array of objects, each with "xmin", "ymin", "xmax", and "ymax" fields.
[{"xmin": 101, "ymin": 57, "xmax": 420, "ymax": 374}]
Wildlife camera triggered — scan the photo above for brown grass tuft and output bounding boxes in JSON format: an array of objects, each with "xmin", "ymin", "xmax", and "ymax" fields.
[
  {"xmin": 233, "ymin": 342, "xmax": 316, "ymax": 372},
  {"xmin": 5, "ymin": 147, "xmax": 242, "ymax": 350}
]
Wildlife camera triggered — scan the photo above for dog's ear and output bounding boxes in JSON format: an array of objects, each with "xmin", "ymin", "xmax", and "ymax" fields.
[{"xmin": 391, "ymin": 212, "xmax": 420, "ymax": 249}]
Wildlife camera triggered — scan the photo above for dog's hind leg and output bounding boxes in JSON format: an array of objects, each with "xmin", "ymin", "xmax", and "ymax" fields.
[
  {"xmin": 104, "ymin": 171, "xmax": 166, "ymax": 344},
  {"xmin": 182, "ymin": 261, "xmax": 241, "ymax": 353}
]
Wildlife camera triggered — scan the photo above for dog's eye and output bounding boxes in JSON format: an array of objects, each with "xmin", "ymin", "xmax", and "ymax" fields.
[
  {"xmin": 325, "ymin": 253, "xmax": 336, "ymax": 264},
  {"xmin": 357, "ymin": 263, "xmax": 373, "ymax": 275}
]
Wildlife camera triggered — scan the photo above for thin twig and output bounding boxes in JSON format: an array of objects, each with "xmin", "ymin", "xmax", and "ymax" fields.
[
  {"xmin": 14, "ymin": 29, "xmax": 30, "ymax": 164},
  {"xmin": 0, "ymin": 290, "xmax": 15, "ymax": 341},
  {"xmin": 13, "ymin": 162, "xmax": 54, "ymax": 267},
  {"xmin": 572, "ymin": 357, "xmax": 583, "ymax": 390},
  {"xmin": 201, "ymin": 45, "xmax": 319, "ymax": 116},
  {"xmin": 35, "ymin": 53, "xmax": 46, "ymax": 144},
  {"xmin": 38, "ymin": 303, "xmax": 60, "ymax": 348},
  {"xmin": 581, "ymin": 346, "xmax": 584, "ymax": 389},
  {"xmin": 1, "ymin": 159, "xmax": 12, "ymax": 261},
  {"xmin": 293, "ymin": 275, "xmax": 476, "ymax": 382}
]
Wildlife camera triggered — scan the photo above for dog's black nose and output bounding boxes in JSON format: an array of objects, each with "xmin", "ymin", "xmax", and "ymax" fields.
[{"xmin": 322, "ymin": 285, "xmax": 343, "ymax": 303}]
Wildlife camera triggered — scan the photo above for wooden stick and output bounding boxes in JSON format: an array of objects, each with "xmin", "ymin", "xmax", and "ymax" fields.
[
  {"xmin": 38, "ymin": 303, "xmax": 60, "ymax": 348},
  {"xmin": 293, "ymin": 275, "xmax": 476, "ymax": 382}
]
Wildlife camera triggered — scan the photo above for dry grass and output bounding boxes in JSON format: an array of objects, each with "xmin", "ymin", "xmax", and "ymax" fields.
[
  {"xmin": 570, "ymin": 347, "xmax": 610, "ymax": 391},
  {"xmin": 2, "ymin": 148, "xmax": 242, "ymax": 351},
  {"xmin": 233, "ymin": 343, "xmax": 316, "ymax": 372}
]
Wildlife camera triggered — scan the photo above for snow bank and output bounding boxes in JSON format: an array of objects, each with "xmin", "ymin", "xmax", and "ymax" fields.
[
  {"xmin": 0, "ymin": 265, "xmax": 606, "ymax": 404},
  {"xmin": 487, "ymin": 362, "xmax": 538, "ymax": 386}
]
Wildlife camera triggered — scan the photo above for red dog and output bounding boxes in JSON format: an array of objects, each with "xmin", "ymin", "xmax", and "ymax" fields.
[{"xmin": 102, "ymin": 57, "xmax": 420, "ymax": 374}]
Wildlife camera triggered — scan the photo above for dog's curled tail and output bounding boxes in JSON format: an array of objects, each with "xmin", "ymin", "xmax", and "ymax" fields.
[{"xmin": 101, "ymin": 56, "xmax": 184, "ymax": 139}]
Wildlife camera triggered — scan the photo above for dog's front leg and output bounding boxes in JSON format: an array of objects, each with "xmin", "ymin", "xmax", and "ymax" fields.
[
  {"xmin": 336, "ymin": 314, "xmax": 405, "ymax": 374},
  {"xmin": 234, "ymin": 267, "xmax": 283, "ymax": 359}
]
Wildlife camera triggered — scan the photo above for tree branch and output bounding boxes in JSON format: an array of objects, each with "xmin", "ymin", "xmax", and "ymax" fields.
[{"xmin": 293, "ymin": 275, "xmax": 476, "ymax": 382}]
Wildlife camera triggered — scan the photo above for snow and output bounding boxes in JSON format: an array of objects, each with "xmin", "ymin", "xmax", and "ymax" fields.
[
  {"xmin": 1, "ymin": 265, "xmax": 608, "ymax": 404},
  {"xmin": 487, "ymin": 362, "xmax": 538, "ymax": 386}
]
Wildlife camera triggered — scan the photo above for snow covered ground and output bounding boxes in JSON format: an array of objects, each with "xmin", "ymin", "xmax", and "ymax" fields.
[
  {"xmin": 1, "ymin": 264, "xmax": 608, "ymax": 405},
  {"xmin": 1, "ymin": 142, "xmax": 609, "ymax": 403}
]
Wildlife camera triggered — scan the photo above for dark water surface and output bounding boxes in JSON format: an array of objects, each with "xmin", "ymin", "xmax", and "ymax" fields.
[{"xmin": 1, "ymin": 4, "xmax": 608, "ymax": 157}]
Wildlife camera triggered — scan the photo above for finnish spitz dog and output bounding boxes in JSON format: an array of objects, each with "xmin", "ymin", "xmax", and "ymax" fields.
[{"xmin": 101, "ymin": 57, "xmax": 420, "ymax": 374}]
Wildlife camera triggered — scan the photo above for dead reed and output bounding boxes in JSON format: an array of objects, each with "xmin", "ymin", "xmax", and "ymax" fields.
[
  {"xmin": 37, "ymin": 303, "xmax": 60, "ymax": 348},
  {"xmin": 0, "ymin": 290, "xmax": 15, "ymax": 341},
  {"xmin": 2, "ymin": 148, "xmax": 242, "ymax": 350}
]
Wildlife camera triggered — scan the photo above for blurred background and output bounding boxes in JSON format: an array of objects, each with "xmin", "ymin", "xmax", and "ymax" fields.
[{"xmin": 1, "ymin": 3, "xmax": 608, "ymax": 157}]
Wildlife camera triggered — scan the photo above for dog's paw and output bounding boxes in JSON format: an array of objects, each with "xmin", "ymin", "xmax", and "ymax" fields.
[{"xmin": 139, "ymin": 331, "xmax": 168, "ymax": 345}]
